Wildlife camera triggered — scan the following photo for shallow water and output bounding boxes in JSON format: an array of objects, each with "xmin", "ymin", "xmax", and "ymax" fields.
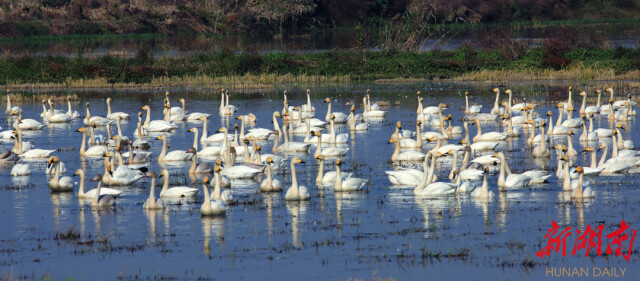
[{"xmin": 1, "ymin": 83, "xmax": 640, "ymax": 280}]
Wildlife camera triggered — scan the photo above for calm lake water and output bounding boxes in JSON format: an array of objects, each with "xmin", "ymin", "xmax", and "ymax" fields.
[
  {"xmin": 2, "ymin": 22, "xmax": 640, "ymax": 58},
  {"xmin": 1, "ymin": 82, "xmax": 640, "ymax": 280}
]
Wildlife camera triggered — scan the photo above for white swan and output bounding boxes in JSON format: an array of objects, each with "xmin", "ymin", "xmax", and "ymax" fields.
[
  {"xmin": 75, "ymin": 127, "xmax": 108, "ymax": 157},
  {"xmin": 200, "ymin": 176, "xmax": 226, "ymax": 216},
  {"xmin": 472, "ymin": 119, "xmax": 508, "ymax": 142},
  {"xmin": 494, "ymin": 152, "xmax": 532, "ymax": 189},
  {"xmin": 389, "ymin": 135, "xmax": 425, "ymax": 162},
  {"xmin": 285, "ymin": 158, "xmax": 311, "ymax": 201},
  {"xmin": 156, "ymin": 135, "xmax": 193, "ymax": 162},
  {"xmin": 316, "ymin": 155, "xmax": 353, "ymax": 186},
  {"xmin": 49, "ymin": 157, "xmax": 73, "ymax": 192},
  {"xmin": 464, "ymin": 91, "xmax": 482, "ymax": 114},
  {"xmin": 260, "ymin": 157, "xmax": 283, "ymax": 192},
  {"xmin": 141, "ymin": 105, "xmax": 176, "ymax": 132},
  {"xmin": 142, "ymin": 171, "xmax": 166, "ymax": 210},
  {"xmin": 88, "ymin": 174, "xmax": 116, "ymax": 208},
  {"xmin": 106, "ymin": 98, "xmax": 130, "ymax": 120},
  {"xmin": 83, "ymin": 102, "xmax": 111, "ymax": 126},
  {"xmin": 13, "ymin": 111, "xmax": 45, "ymax": 130},
  {"xmin": 218, "ymin": 90, "xmax": 237, "ymax": 116},
  {"xmin": 5, "ymin": 90, "xmax": 22, "ymax": 115},
  {"xmin": 312, "ymin": 132, "xmax": 348, "ymax": 158},
  {"xmin": 571, "ymin": 167, "xmax": 595, "ymax": 199},
  {"xmin": 75, "ymin": 169, "xmax": 123, "ymax": 199},
  {"xmin": 414, "ymin": 153, "xmax": 456, "ymax": 195},
  {"xmin": 333, "ymin": 159, "xmax": 366, "ymax": 192},
  {"xmin": 158, "ymin": 169, "xmax": 198, "ymax": 198},
  {"xmin": 470, "ymin": 168, "xmax": 494, "ymax": 199},
  {"xmin": 45, "ymin": 100, "xmax": 73, "ymax": 123},
  {"xmin": 10, "ymin": 163, "xmax": 30, "ymax": 176},
  {"xmin": 324, "ymin": 98, "xmax": 348, "ymax": 123},
  {"xmin": 14, "ymin": 129, "xmax": 54, "ymax": 158}
]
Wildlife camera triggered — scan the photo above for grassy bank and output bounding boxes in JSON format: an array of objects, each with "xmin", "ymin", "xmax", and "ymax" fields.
[{"xmin": 1, "ymin": 46, "xmax": 639, "ymax": 89}]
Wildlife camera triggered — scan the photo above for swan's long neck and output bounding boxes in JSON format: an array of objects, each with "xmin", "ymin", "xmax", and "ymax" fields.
[
  {"xmin": 588, "ymin": 116, "xmax": 593, "ymax": 132},
  {"xmin": 192, "ymin": 129, "xmax": 199, "ymax": 149},
  {"xmin": 80, "ymin": 130, "xmax": 87, "ymax": 155},
  {"xmin": 266, "ymin": 163, "xmax": 273, "ymax": 184},
  {"xmin": 475, "ymin": 121, "xmax": 482, "ymax": 139},
  {"xmin": 612, "ymin": 135, "xmax": 618, "ymax": 158},
  {"xmin": 128, "ymin": 144, "xmax": 134, "ymax": 165},
  {"xmin": 220, "ymin": 94, "xmax": 224, "ymax": 111},
  {"xmin": 78, "ymin": 171, "xmax": 86, "ymax": 196},
  {"xmin": 107, "ymin": 99, "xmax": 112, "ymax": 116},
  {"xmin": 144, "ymin": 108, "xmax": 151, "ymax": 127},
  {"xmin": 334, "ymin": 163, "xmax": 342, "ymax": 190},
  {"xmin": 42, "ymin": 104, "xmax": 47, "ymax": 117},
  {"xmin": 200, "ymin": 118, "xmax": 208, "ymax": 142},
  {"xmin": 329, "ymin": 119, "xmax": 336, "ymax": 143},
  {"xmin": 159, "ymin": 138, "xmax": 167, "ymax": 161},
  {"xmin": 314, "ymin": 134, "xmax": 322, "ymax": 157},
  {"xmin": 240, "ymin": 117, "xmax": 246, "ymax": 139},
  {"xmin": 290, "ymin": 162, "xmax": 299, "ymax": 195},
  {"xmin": 493, "ymin": 91, "xmax": 500, "ymax": 113},
  {"xmin": 325, "ymin": 102, "xmax": 332, "ymax": 122},
  {"xmin": 414, "ymin": 159, "xmax": 429, "ymax": 194},
  {"xmin": 415, "ymin": 122, "xmax": 422, "ymax": 147},
  {"xmin": 507, "ymin": 92, "xmax": 512, "ymax": 114},
  {"xmin": 461, "ymin": 148, "xmax": 470, "ymax": 171},
  {"xmin": 616, "ymin": 129, "xmax": 624, "ymax": 148},
  {"xmin": 463, "ymin": 122, "xmax": 469, "ymax": 143},
  {"xmin": 598, "ymin": 144, "xmax": 608, "ymax": 167},
  {"xmin": 590, "ymin": 149, "xmax": 597, "ymax": 168},
  {"xmin": 391, "ymin": 139, "xmax": 400, "ymax": 161},
  {"xmin": 85, "ymin": 103, "xmax": 91, "ymax": 120},
  {"xmin": 190, "ymin": 151, "xmax": 198, "ymax": 174},
  {"xmin": 316, "ymin": 158, "xmax": 324, "ymax": 184},
  {"xmin": 116, "ymin": 119, "xmax": 123, "ymax": 137},
  {"xmin": 283, "ymin": 123, "xmax": 290, "ymax": 145},
  {"xmin": 568, "ymin": 90, "xmax": 573, "ymax": 108},
  {"xmin": 225, "ymin": 93, "xmax": 230, "ymax": 114},
  {"xmin": 242, "ymin": 141, "xmax": 250, "ymax": 163},
  {"xmin": 567, "ymin": 134, "xmax": 575, "ymax": 153},
  {"xmin": 149, "ymin": 177, "xmax": 156, "ymax": 201},
  {"xmin": 497, "ymin": 155, "xmax": 506, "ymax": 187},
  {"xmin": 68, "ymin": 100, "xmax": 74, "ymax": 117},
  {"xmin": 479, "ymin": 172, "xmax": 489, "ymax": 198},
  {"xmin": 273, "ymin": 113, "xmax": 282, "ymax": 137},
  {"xmin": 116, "ymin": 150, "xmax": 124, "ymax": 166},
  {"xmin": 161, "ymin": 171, "xmax": 169, "ymax": 194},
  {"xmin": 580, "ymin": 93, "xmax": 587, "ymax": 113},
  {"xmin": 213, "ymin": 170, "xmax": 222, "ymax": 200},
  {"xmin": 363, "ymin": 97, "xmax": 369, "ymax": 114},
  {"xmin": 6, "ymin": 94, "xmax": 10, "ymax": 112},
  {"xmin": 547, "ymin": 115, "xmax": 554, "ymax": 134},
  {"xmin": 427, "ymin": 154, "xmax": 437, "ymax": 184},
  {"xmin": 556, "ymin": 108, "xmax": 564, "ymax": 126},
  {"xmin": 581, "ymin": 122, "xmax": 587, "ymax": 140},
  {"xmin": 449, "ymin": 150, "xmax": 458, "ymax": 180},
  {"xmin": 181, "ymin": 101, "xmax": 186, "ymax": 115},
  {"xmin": 306, "ymin": 93, "xmax": 312, "ymax": 112},
  {"xmin": 202, "ymin": 182, "xmax": 211, "ymax": 210},
  {"xmin": 539, "ymin": 126, "xmax": 547, "ymax": 150},
  {"xmin": 465, "ymin": 95, "xmax": 469, "ymax": 112},
  {"xmin": 93, "ymin": 181, "xmax": 102, "ymax": 205},
  {"xmin": 574, "ymin": 172, "xmax": 584, "ymax": 198}
]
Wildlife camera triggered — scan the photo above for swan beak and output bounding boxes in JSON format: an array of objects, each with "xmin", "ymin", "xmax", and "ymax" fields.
[
  {"xmin": 299, "ymin": 160, "xmax": 305, "ymax": 164},
  {"xmin": 620, "ymin": 127, "xmax": 625, "ymax": 131}
]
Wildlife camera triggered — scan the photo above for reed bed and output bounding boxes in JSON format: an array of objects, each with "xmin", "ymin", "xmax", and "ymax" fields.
[
  {"xmin": 2, "ymin": 93, "xmax": 79, "ymax": 103},
  {"xmin": 450, "ymin": 66, "xmax": 640, "ymax": 83},
  {"xmin": 4, "ymin": 74, "xmax": 351, "ymax": 91}
]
